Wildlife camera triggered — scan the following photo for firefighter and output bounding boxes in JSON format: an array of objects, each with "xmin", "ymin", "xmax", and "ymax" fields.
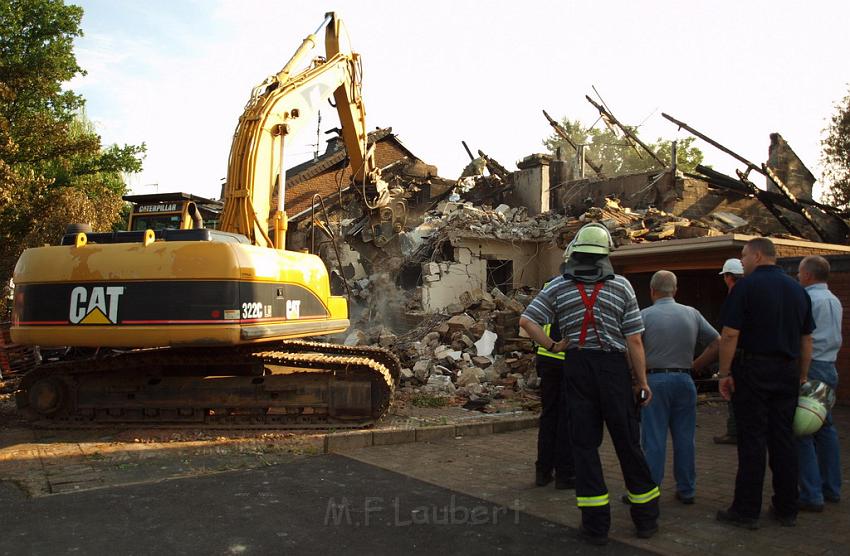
[
  {"xmin": 520, "ymin": 223, "xmax": 659, "ymax": 545},
  {"xmin": 534, "ymin": 283, "xmax": 575, "ymax": 490}
]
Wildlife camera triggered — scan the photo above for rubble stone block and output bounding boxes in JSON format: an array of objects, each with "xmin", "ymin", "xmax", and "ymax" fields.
[
  {"xmin": 324, "ymin": 430, "xmax": 373, "ymax": 453},
  {"xmin": 423, "ymin": 274, "xmax": 441, "ymax": 283},
  {"xmin": 482, "ymin": 366, "xmax": 500, "ymax": 383},
  {"xmin": 457, "ymin": 367, "xmax": 481, "ymax": 387},
  {"xmin": 434, "ymin": 345, "xmax": 455, "ymax": 360},
  {"xmin": 472, "ymin": 356, "xmax": 492, "ymax": 368},
  {"xmin": 425, "ymin": 375, "xmax": 456, "ymax": 394},
  {"xmin": 423, "ymin": 262, "xmax": 440, "ymax": 276},
  {"xmin": 478, "ymin": 299, "xmax": 496, "ymax": 310},
  {"xmin": 400, "ymin": 368, "xmax": 414, "ymax": 380},
  {"xmin": 454, "ymin": 422, "xmax": 493, "ymax": 437},
  {"xmin": 415, "ymin": 425, "xmax": 456, "ymax": 443},
  {"xmin": 343, "ymin": 330, "xmax": 368, "ymax": 346},
  {"xmin": 413, "ymin": 359, "xmax": 431, "ymax": 381},
  {"xmin": 446, "ymin": 314, "xmax": 476, "ymax": 331},
  {"xmin": 504, "ymin": 298, "xmax": 526, "ymax": 313},
  {"xmin": 372, "ymin": 428, "xmax": 416, "ymax": 446},
  {"xmin": 446, "ymin": 303, "xmax": 465, "ymax": 315},
  {"xmin": 378, "ymin": 331, "xmax": 396, "ymax": 347},
  {"xmin": 423, "ymin": 331, "xmax": 440, "ymax": 345},
  {"xmin": 492, "ymin": 416, "xmax": 538, "ymax": 433}
]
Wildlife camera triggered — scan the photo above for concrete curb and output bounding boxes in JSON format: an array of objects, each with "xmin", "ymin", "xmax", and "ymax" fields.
[{"xmin": 324, "ymin": 415, "xmax": 539, "ymax": 453}]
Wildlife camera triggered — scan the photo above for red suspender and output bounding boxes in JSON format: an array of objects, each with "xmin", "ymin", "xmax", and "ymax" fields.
[{"xmin": 576, "ymin": 282, "xmax": 605, "ymax": 347}]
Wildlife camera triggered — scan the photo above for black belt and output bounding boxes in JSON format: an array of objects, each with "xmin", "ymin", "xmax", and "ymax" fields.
[
  {"xmin": 647, "ymin": 368, "xmax": 691, "ymax": 374},
  {"xmin": 734, "ymin": 350, "xmax": 793, "ymax": 362}
]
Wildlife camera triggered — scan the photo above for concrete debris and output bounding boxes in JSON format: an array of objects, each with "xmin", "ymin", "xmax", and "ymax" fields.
[
  {"xmin": 473, "ymin": 330, "xmax": 497, "ymax": 357},
  {"xmin": 709, "ymin": 211, "xmax": 749, "ymax": 231},
  {"xmin": 344, "ymin": 283, "xmax": 539, "ymax": 408},
  {"xmin": 343, "ymin": 329, "xmax": 368, "ymax": 346},
  {"xmin": 446, "ymin": 314, "xmax": 475, "ymax": 332},
  {"xmin": 425, "ymin": 375, "xmax": 456, "ymax": 394}
]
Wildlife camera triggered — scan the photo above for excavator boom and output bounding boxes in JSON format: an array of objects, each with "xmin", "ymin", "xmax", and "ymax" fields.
[{"xmin": 10, "ymin": 13, "xmax": 399, "ymax": 427}]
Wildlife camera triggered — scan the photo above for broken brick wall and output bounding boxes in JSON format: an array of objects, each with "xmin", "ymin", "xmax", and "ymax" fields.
[
  {"xmin": 673, "ymin": 178, "xmax": 805, "ymax": 236},
  {"xmin": 560, "ymin": 171, "xmax": 833, "ymax": 241},
  {"xmin": 419, "ymin": 236, "xmax": 564, "ymax": 312},
  {"xmin": 767, "ymin": 133, "xmax": 816, "ymax": 201},
  {"xmin": 558, "ymin": 170, "xmax": 676, "ymax": 214}
]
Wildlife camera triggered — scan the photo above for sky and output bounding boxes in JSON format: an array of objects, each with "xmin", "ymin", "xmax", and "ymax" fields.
[{"xmin": 70, "ymin": 0, "xmax": 850, "ymax": 201}]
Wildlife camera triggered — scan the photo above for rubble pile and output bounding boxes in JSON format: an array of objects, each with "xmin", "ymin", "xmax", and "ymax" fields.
[
  {"xmin": 560, "ymin": 197, "xmax": 765, "ymax": 248},
  {"xmin": 400, "ymin": 196, "xmax": 761, "ymax": 269},
  {"xmin": 343, "ymin": 286, "xmax": 538, "ymax": 410}
]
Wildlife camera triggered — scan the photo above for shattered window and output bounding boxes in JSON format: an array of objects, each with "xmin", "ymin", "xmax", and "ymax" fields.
[{"xmin": 486, "ymin": 259, "xmax": 513, "ymax": 293}]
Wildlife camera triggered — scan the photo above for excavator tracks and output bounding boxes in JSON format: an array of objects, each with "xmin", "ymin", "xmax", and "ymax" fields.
[{"xmin": 16, "ymin": 340, "xmax": 400, "ymax": 429}]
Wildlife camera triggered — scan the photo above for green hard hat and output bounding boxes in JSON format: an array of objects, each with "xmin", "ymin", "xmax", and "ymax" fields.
[
  {"xmin": 793, "ymin": 396, "xmax": 828, "ymax": 436},
  {"xmin": 567, "ymin": 223, "xmax": 614, "ymax": 257},
  {"xmin": 792, "ymin": 379, "xmax": 835, "ymax": 437}
]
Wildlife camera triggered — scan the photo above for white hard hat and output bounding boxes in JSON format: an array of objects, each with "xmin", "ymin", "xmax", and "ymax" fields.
[{"xmin": 719, "ymin": 258, "xmax": 744, "ymax": 276}]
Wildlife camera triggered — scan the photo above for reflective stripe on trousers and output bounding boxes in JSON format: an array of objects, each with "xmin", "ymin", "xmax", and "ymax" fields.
[
  {"xmin": 577, "ymin": 493, "xmax": 609, "ymax": 507},
  {"xmin": 625, "ymin": 486, "xmax": 660, "ymax": 504}
]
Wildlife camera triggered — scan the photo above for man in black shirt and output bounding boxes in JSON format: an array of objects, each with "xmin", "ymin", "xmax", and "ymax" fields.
[{"xmin": 715, "ymin": 238, "xmax": 814, "ymax": 529}]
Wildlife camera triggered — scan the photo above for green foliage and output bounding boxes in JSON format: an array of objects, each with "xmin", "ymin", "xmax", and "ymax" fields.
[
  {"xmin": 543, "ymin": 117, "xmax": 704, "ymax": 176},
  {"xmin": 411, "ymin": 393, "xmax": 451, "ymax": 408},
  {"xmin": 822, "ymin": 86, "xmax": 850, "ymax": 208},
  {"xmin": 0, "ymin": 0, "xmax": 146, "ymax": 297}
]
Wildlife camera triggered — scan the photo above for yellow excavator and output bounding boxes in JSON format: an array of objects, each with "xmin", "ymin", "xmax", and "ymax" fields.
[{"xmin": 10, "ymin": 12, "xmax": 401, "ymax": 427}]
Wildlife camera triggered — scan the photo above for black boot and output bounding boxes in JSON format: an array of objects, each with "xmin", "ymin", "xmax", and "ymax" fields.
[
  {"xmin": 555, "ymin": 473, "xmax": 576, "ymax": 490},
  {"xmin": 535, "ymin": 469, "xmax": 553, "ymax": 487}
]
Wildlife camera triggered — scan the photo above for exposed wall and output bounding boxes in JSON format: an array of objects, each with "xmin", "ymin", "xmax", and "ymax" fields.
[
  {"xmin": 420, "ymin": 250, "xmax": 487, "ymax": 311},
  {"xmin": 767, "ymin": 133, "xmax": 816, "ymax": 201},
  {"xmin": 510, "ymin": 157, "xmax": 551, "ymax": 216},
  {"xmin": 557, "ymin": 170, "xmax": 677, "ymax": 214},
  {"xmin": 419, "ymin": 237, "xmax": 562, "ymax": 311}
]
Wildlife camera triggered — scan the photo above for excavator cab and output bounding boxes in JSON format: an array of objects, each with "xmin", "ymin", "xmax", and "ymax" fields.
[{"xmin": 124, "ymin": 193, "xmax": 223, "ymax": 231}]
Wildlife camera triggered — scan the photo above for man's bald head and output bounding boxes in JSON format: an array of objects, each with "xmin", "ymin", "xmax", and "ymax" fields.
[{"xmin": 650, "ymin": 270, "xmax": 677, "ymax": 297}]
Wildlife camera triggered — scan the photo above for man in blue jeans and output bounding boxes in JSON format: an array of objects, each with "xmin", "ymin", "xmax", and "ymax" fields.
[
  {"xmin": 639, "ymin": 270, "xmax": 720, "ymax": 504},
  {"xmin": 796, "ymin": 255, "xmax": 843, "ymax": 510}
]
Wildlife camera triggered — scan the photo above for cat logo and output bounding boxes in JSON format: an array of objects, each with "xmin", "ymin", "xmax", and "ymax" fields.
[{"xmin": 69, "ymin": 286, "xmax": 125, "ymax": 324}]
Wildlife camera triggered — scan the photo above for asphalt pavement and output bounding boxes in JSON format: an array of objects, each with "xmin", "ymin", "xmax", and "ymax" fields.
[{"xmin": 0, "ymin": 454, "xmax": 646, "ymax": 556}]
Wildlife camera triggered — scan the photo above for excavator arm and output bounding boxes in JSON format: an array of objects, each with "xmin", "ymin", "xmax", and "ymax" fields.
[{"xmin": 220, "ymin": 12, "xmax": 390, "ymax": 249}]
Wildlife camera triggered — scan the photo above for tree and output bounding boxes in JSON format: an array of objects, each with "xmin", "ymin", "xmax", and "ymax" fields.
[
  {"xmin": 0, "ymin": 0, "xmax": 145, "ymax": 315},
  {"xmin": 822, "ymin": 86, "xmax": 850, "ymax": 208},
  {"xmin": 542, "ymin": 117, "xmax": 704, "ymax": 176}
]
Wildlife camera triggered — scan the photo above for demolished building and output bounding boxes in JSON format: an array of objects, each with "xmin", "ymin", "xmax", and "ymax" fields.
[{"xmin": 281, "ymin": 125, "xmax": 850, "ymax": 407}]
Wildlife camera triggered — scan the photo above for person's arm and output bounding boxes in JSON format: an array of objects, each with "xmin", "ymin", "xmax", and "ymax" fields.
[
  {"xmin": 519, "ymin": 317, "xmax": 570, "ymax": 353},
  {"xmin": 626, "ymin": 333, "xmax": 651, "ymax": 405},
  {"xmin": 799, "ymin": 334, "xmax": 813, "ymax": 384},
  {"xmin": 717, "ymin": 326, "xmax": 740, "ymax": 401},
  {"xmin": 692, "ymin": 337, "xmax": 719, "ymax": 373}
]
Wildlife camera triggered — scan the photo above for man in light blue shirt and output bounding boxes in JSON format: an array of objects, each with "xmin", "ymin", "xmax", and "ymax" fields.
[
  {"xmin": 639, "ymin": 270, "xmax": 719, "ymax": 504},
  {"xmin": 796, "ymin": 255, "xmax": 843, "ymax": 510}
]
